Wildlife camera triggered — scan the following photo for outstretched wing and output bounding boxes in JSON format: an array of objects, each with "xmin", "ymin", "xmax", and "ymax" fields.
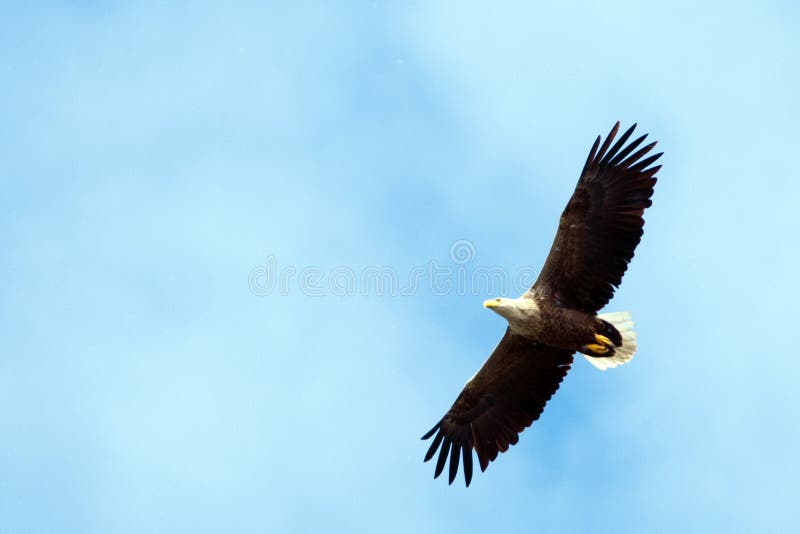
[
  {"xmin": 532, "ymin": 122, "xmax": 661, "ymax": 313},
  {"xmin": 421, "ymin": 330, "xmax": 574, "ymax": 486}
]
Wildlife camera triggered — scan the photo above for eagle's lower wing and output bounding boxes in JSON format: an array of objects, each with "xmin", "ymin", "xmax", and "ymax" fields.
[
  {"xmin": 531, "ymin": 122, "xmax": 661, "ymax": 314},
  {"xmin": 421, "ymin": 330, "xmax": 574, "ymax": 486}
]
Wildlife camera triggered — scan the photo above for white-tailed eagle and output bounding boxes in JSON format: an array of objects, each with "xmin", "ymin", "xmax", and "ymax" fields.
[{"xmin": 422, "ymin": 122, "xmax": 661, "ymax": 486}]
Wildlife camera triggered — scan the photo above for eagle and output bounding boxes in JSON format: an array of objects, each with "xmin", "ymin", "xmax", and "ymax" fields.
[{"xmin": 421, "ymin": 122, "xmax": 661, "ymax": 486}]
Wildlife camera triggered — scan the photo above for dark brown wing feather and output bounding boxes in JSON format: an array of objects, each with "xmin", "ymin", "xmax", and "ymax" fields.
[
  {"xmin": 532, "ymin": 122, "xmax": 661, "ymax": 313},
  {"xmin": 421, "ymin": 330, "xmax": 573, "ymax": 486}
]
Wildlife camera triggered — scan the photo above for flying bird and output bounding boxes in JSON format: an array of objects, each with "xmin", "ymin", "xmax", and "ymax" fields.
[{"xmin": 422, "ymin": 122, "xmax": 661, "ymax": 486}]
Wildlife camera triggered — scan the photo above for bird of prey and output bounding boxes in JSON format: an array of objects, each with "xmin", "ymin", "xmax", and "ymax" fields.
[{"xmin": 421, "ymin": 122, "xmax": 661, "ymax": 486}]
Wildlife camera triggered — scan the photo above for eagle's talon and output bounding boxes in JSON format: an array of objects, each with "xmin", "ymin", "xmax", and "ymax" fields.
[
  {"xmin": 583, "ymin": 343, "xmax": 610, "ymax": 355},
  {"xmin": 594, "ymin": 334, "xmax": 613, "ymax": 348}
]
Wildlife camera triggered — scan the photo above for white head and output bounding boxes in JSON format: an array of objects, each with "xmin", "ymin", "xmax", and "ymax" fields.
[{"xmin": 483, "ymin": 297, "xmax": 540, "ymax": 324}]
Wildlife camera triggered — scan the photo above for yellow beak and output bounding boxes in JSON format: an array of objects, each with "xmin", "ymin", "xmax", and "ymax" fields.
[{"xmin": 483, "ymin": 299, "xmax": 499, "ymax": 309}]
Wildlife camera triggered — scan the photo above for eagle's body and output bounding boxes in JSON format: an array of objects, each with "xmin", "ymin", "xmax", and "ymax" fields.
[
  {"xmin": 484, "ymin": 296, "xmax": 601, "ymax": 350},
  {"xmin": 422, "ymin": 122, "xmax": 661, "ymax": 487}
]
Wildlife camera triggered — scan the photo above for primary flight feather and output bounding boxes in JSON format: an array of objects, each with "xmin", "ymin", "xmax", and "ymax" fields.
[{"xmin": 421, "ymin": 122, "xmax": 661, "ymax": 486}]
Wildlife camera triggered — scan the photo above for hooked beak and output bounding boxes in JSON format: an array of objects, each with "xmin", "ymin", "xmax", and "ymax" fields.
[{"xmin": 483, "ymin": 299, "xmax": 500, "ymax": 309}]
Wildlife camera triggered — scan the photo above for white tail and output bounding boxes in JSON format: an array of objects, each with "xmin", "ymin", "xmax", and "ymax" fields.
[{"xmin": 582, "ymin": 311, "xmax": 637, "ymax": 371}]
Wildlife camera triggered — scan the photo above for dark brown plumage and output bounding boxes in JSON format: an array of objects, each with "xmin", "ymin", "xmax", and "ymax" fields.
[
  {"xmin": 422, "ymin": 122, "xmax": 661, "ymax": 486},
  {"xmin": 534, "ymin": 122, "xmax": 660, "ymax": 313}
]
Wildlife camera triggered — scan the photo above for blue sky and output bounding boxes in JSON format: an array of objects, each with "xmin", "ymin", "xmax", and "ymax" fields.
[{"xmin": 1, "ymin": 1, "xmax": 798, "ymax": 532}]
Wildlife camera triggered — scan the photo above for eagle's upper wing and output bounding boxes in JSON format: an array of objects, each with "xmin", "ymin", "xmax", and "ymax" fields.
[
  {"xmin": 531, "ymin": 122, "xmax": 661, "ymax": 314},
  {"xmin": 421, "ymin": 330, "xmax": 574, "ymax": 486}
]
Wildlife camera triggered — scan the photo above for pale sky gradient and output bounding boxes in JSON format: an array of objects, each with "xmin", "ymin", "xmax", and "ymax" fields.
[{"xmin": 2, "ymin": 2, "xmax": 799, "ymax": 533}]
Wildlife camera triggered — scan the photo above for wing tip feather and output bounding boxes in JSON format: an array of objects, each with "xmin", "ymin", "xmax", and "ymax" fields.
[{"xmin": 421, "ymin": 422, "xmax": 440, "ymax": 441}]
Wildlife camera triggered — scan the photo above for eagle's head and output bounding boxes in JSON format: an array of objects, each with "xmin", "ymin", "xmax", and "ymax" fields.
[{"xmin": 483, "ymin": 297, "xmax": 540, "ymax": 324}]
